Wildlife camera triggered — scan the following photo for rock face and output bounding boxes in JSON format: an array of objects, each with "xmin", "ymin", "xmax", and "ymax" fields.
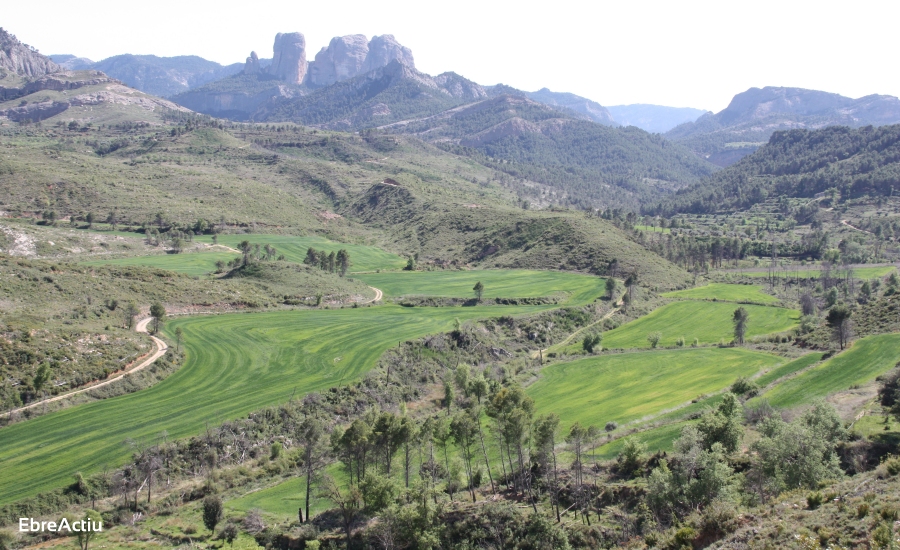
[
  {"xmin": 0, "ymin": 28, "xmax": 60, "ymax": 77},
  {"xmin": 267, "ymin": 32, "xmax": 307, "ymax": 84},
  {"xmin": 363, "ymin": 35, "xmax": 414, "ymax": 74},
  {"xmin": 244, "ymin": 51, "xmax": 260, "ymax": 75},
  {"xmin": 307, "ymin": 34, "xmax": 415, "ymax": 87},
  {"xmin": 309, "ymin": 34, "xmax": 369, "ymax": 86},
  {"xmin": 525, "ymin": 88, "xmax": 616, "ymax": 126}
]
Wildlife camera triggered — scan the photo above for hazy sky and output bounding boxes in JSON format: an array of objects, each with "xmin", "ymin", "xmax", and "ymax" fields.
[{"xmin": 5, "ymin": 0, "xmax": 898, "ymax": 112}]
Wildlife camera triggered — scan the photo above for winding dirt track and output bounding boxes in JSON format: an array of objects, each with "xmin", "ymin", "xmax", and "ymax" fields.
[
  {"xmin": 363, "ymin": 286, "xmax": 383, "ymax": 303},
  {"xmin": 2, "ymin": 318, "xmax": 168, "ymax": 418}
]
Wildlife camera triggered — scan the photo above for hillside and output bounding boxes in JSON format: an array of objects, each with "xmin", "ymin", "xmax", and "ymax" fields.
[
  {"xmin": 649, "ymin": 124, "xmax": 900, "ymax": 215},
  {"xmin": 87, "ymin": 54, "xmax": 246, "ymax": 97},
  {"xmin": 381, "ymin": 94, "xmax": 718, "ymax": 209},
  {"xmin": 0, "ymin": 28, "xmax": 59, "ymax": 78},
  {"xmin": 667, "ymin": 86, "xmax": 900, "ymax": 166},
  {"xmin": 522, "ymin": 87, "xmax": 617, "ymax": 125}
]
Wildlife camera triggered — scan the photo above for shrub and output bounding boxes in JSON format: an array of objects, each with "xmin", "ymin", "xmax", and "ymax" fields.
[
  {"xmin": 647, "ymin": 332, "xmax": 662, "ymax": 348},
  {"xmin": 675, "ymin": 336, "xmax": 685, "ymax": 347},
  {"xmin": 730, "ymin": 376, "xmax": 759, "ymax": 397},
  {"xmin": 807, "ymin": 492, "xmax": 824, "ymax": 509},
  {"xmin": 858, "ymin": 502, "xmax": 869, "ymax": 518},
  {"xmin": 884, "ymin": 455, "xmax": 900, "ymax": 476}
]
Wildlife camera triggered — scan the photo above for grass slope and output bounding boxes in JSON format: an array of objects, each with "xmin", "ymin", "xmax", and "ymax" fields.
[
  {"xmin": 763, "ymin": 334, "xmax": 900, "ymax": 408},
  {"xmin": 0, "ymin": 303, "xmax": 557, "ymax": 504},
  {"xmin": 529, "ymin": 347, "xmax": 783, "ymax": 430},
  {"xmin": 357, "ymin": 270, "xmax": 604, "ymax": 305},
  {"xmin": 737, "ymin": 266, "xmax": 896, "ymax": 279},
  {"xmin": 662, "ymin": 283, "xmax": 778, "ymax": 304},
  {"xmin": 754, "ymin": 352, "xmax": 824, "ymax": 388},
  {"xmin": 602, "ymin": 301, "xmax": 799, "ymax": 349}
]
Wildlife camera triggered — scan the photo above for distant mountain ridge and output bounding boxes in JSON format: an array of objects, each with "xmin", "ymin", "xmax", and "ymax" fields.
[
  {"xmin": 667, "ymin": 86, "xmax": 900, "ymax": 166},
  {"xmin": 607, "ymin": 104, "xmax": 708, "ymax": 134}
]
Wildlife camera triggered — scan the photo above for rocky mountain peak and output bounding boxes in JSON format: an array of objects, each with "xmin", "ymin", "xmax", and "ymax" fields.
[
  {"xmin": 364, "ymin": 35, "xmax": 414, "ymax": 73},
  {"xmin": 244, "ymin": 51, "xmax": 260, "ymax": 75},
  {"xmin": 308, "ymin": 34, "xmax": 415, "ymax": 87},
  {"xmin": 0, "ymin": 28, "xmax": 60, "ymax": 77},
  {"xmin": 267, "ymin": 32, "xmax": 307, "ymax": 84}
]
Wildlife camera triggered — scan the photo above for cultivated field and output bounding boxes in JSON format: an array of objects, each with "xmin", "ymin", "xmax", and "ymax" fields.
[
  {"xmin": 195, "ymin": 234, "xmax": 407, "ymax": 272},
  {"xmin": 762, "ymin": 333, "xmax": 900, "ymax": 408},
  {"xmin": 82, "ymin": 250, "xmax": 240, "ymax": 276},
  {"xmin": 357, "ymin": 270, "xmax": 606, "ymax": 305},
  {"xmin": 662, "ymin": 283, "xmax": 779, "ymax": 304},
  {"xmin": 735, "ymin": 266, "xmax": 896, "ymax": 279},
  {"xmin": 0, "ymin": 301, "xmax": 559, "ymax": 504},
  {"xmin": 529, "ymin": 347, "xmax": 784, "ymax": 430},
  {"xmin": 601, "ymin": 301, "xmax": 799, "ymax": 349}
]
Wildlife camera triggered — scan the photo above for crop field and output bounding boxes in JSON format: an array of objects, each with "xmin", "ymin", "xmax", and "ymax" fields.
[
  {"xmin": 754, "ymin": 352, "xmax": 824, "ymax": 388},
  {"xmin": 357, "ymin": 270, "xmax": 605, "ymax": 305},
  {"xmin": 763, "ymin": 334, "xmax": 900, "ymax": 409},
  {"xmin": 735, "ymin": 266, "xmax": 896, "ymax": 279},
  {"xmin": 602, "ymin": 301, "xmax": 799, "ymax": 349},
  {"xmin": 0, "ymin": 302, "xmax": 559, "ymax": 505},
  {"xmin": 82, "ymin": 250, "xmax": 240, "ymax": 276},
  {"xmin": 662, "ymin": 283, "xmax": 778, "ymax": 304},
  {"xmin": 529, "ymin": 348, "xmax": 784, "ymax": 430},
  {"xmin": 195, "ymin": 234, "xmax": 407, "ymax": 272}
]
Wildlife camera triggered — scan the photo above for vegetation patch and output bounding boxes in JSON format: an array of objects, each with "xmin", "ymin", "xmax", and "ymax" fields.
[{"xmin": 662, "ymin": 283, "xmax": 779, "ymax": 304}]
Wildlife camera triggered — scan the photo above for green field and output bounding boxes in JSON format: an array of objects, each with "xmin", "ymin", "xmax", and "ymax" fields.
[
  {"xmin": 83, "ymin": 251, "xmax": 240, "ymax": 276},
  {"xmin": 602, "ymin": 301, "xmax": 799, "ymax": 349},
  {"xmin": 0, "ymin": 302, "xmax": 560, "ymax": 505},
  {"xmin": 529, "ymin": 348, "xmax": 784, "ymax": 430},
  {"xmin": 662, "ymin": 283, "xmax": 778, "ymax": 304},
  {"xmin": 763, "ymin": 334, "xmax": 900, "ymax": 408},
  {"xmin": 737, "ymin": 266, "xmax": 896, "ymax": 279},
  {"xmin": 357, "ymin": 270, "xmax": 605, "ymax": 306},
  {"xmin": 593, "ymin": 422, "xmax": 689, "ymax": 460},
  {"xmin": 754, "ymin": 352, "xmax": 824, "ymax": 388},
  {"xmin": 196, "ymin": 234, "xmax": 407, "ymax": 272}
]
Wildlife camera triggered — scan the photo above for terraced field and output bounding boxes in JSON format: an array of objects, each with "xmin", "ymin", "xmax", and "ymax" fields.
[
  {"xmin": 83, "ymin": 250, "xmax": 239, "ymax": 276},
  {"xmin": 196, "ymin": 234, "xmax": 407, "ymax": 272},
  {"xmin": 529, "ymin": 347, "xmax": 784, "ymax": 430},
  {"xmin": 357, "ymin": 270, "xmax": 606, "ymax": 305},
  {"xmin": 763, "ymin": 334, "xmax": 900, "ymax": 409},
  {"xmin": 602, "ymin": 301, "xmax": 799, "ymax": 349},
  {"xmin": 0, "ymin": 301, "xmax": 566, "ymax": 504},
  {"xmin": 662, "ymin": 283, "xmax": 779, "ymax": 304}
]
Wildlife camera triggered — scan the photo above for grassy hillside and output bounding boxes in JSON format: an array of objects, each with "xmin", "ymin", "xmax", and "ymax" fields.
[{"xmin": 662, "ymin": 282, "xmax": 779, "ymax": 303}]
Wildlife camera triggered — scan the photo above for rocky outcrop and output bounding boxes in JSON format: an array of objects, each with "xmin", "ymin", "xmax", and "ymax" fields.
[
  {"xmin": 243, "ymin": 51, "xmax": 261, "ymax": 75},
  {"xmin": 267, "ymin": 32, "xmax": 307, "ymax": 84},
  {"xmin": 0, "ymin": 28, "xmax": 60, "ymax": 77},
  {"xmin": 307, "ymin": 34, "xmax": 416, "ymax": 87},
  {"xmin": 309, "ymin": 35, "xmax": 369, "ymax": 86},
  {"xmin": 363, "ymin": 35, "xmax": 414, "ymax": 73},
  {"xmin": 0, "ymin": 71, "xmax": 115, "ymax": 101}
]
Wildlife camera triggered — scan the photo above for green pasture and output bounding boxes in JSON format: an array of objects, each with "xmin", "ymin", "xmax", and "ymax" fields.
[
  {"xmin": 754, "ymin": 353, "xmax": 824, "ymax": 388},
  {"xmin": 195, "ymin": 234, "xmax": 406, "ymax": 272},
  {"xmin": 357, "ymin": 270, "xmax": 605, "ymax": 306},
  {"xmin": 529, "ymin": 347, "xmax": 783, "ymax": 430},
  {"xmin": 0, "ymin": 303, "xmax": 559, "ymax": 505},
  {"xmin": 762, "ymin": 334, "xmax": 900, "ymax": 409},
  {"xmin": 662, "ymin": 283, "xmax": 778, "ymax": 304},
  {"xmin": 634, "ymin": 225, "xmax": 671, "ymax": 234},
  {"xmin": 736, "ymin": 266, "xmax": 896, "ymax": 279},
  {"xmin": 82, "ymin": 251, "xmax": 239, "ymax": 276},
  {"xmin": 601, "ymin": 301, "xmax": 799, "ymax": 349}
]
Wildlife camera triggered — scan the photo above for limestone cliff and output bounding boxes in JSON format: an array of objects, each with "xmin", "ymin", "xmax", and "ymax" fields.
[
  {"xmin": 0, "ymin": 28, "xmax": 60, "ymax": 77},
  {"xmin": 267, "ymin": 32, "xmax": 307, "ymax": 84}
]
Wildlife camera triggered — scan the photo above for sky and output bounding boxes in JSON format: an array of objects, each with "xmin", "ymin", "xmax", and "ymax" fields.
[{"xmin": 4, "ymin": 0, "xmax": 898, "ymax": 112}]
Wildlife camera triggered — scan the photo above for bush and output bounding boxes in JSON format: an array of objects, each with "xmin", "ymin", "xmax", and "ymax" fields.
[
  {"xmin": 807, "ymin": 492, "xmax": 824, "ymax": 509},
  {"xmin": 675, "ymin": 336, "xmax": 685, "ymax": 347},
  {"xmin": 730, "ymin": 376, "xmax": 759, "ymax": 397},
  {"xmin": 647, "ymin": 332, "xmax": 662, "ymax": 348},
  {"xmin": 884, "ymin": 455, "xmax": 900, "ymax": 476}
]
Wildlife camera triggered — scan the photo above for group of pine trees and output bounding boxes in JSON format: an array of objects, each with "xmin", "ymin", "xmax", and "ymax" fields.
[{"xmin": 304, "ymin": 247, "xmax": 351, "ymax": 277}]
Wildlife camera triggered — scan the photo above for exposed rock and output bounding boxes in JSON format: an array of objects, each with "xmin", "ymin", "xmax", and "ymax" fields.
[
  {"xmin": 363, "ymin": 35, "xmax": 414, "ymax": 73},
  {"xmin": 433, "ymin": 72, "xmax": 487, "ymax": 100},
  {"xmin": 525, "ymin": 88, "xmax": 616, "ymax": 126},
  {"xmin": 243, "ymin": 51, "xmax": 260, "ymax": 75},
  {"xmin": 267, "ymin": 32, "xmax": 307, "ymax": 84},
  {"xmin": 309, "ymin": 35, "xmax": 369, "ymax": 86},
  {"xmin": 0, "ymin": 28, "xmax": 60, "ymax": 77},
  {"xmin": 0, "ymin": 71, "xmax": 115, "ymax": 101}
]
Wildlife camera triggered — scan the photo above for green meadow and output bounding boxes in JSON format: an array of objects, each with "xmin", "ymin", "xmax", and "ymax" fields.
[
  {"xmin": 736, "ymin": 266, "xmax": 896, "ymax": 279},
  {"xmin": 357, "ymin": 270, "xmax": 606, "ymax": 305},
  {"xmin": 0, "ymin": 303, "xmax": 558, "ymax": 505},
  {"xmin": 529, "ymin": 347, "xmax": 784, "ymax": 430},
  {"xmin": 662, "ymin": 283, "xmax": 779, "ymax": 304},
  {"xmin": 753, "ymin": 353, "xmax": 824, "ymax": 388},
  {"xmin": 763, "ymin": 334, "xmax": 900, "ymax": 409},
  {"xmin": 196, "ymin": 234, "xmax": 407, "ymax": 272},
  {"xmin": 83, "ymin": 251, "xmax": 240, "ymax": 276},
  {"xmin": 602, "ymin": 301, "xmax": 799, "ymax": 349}
]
